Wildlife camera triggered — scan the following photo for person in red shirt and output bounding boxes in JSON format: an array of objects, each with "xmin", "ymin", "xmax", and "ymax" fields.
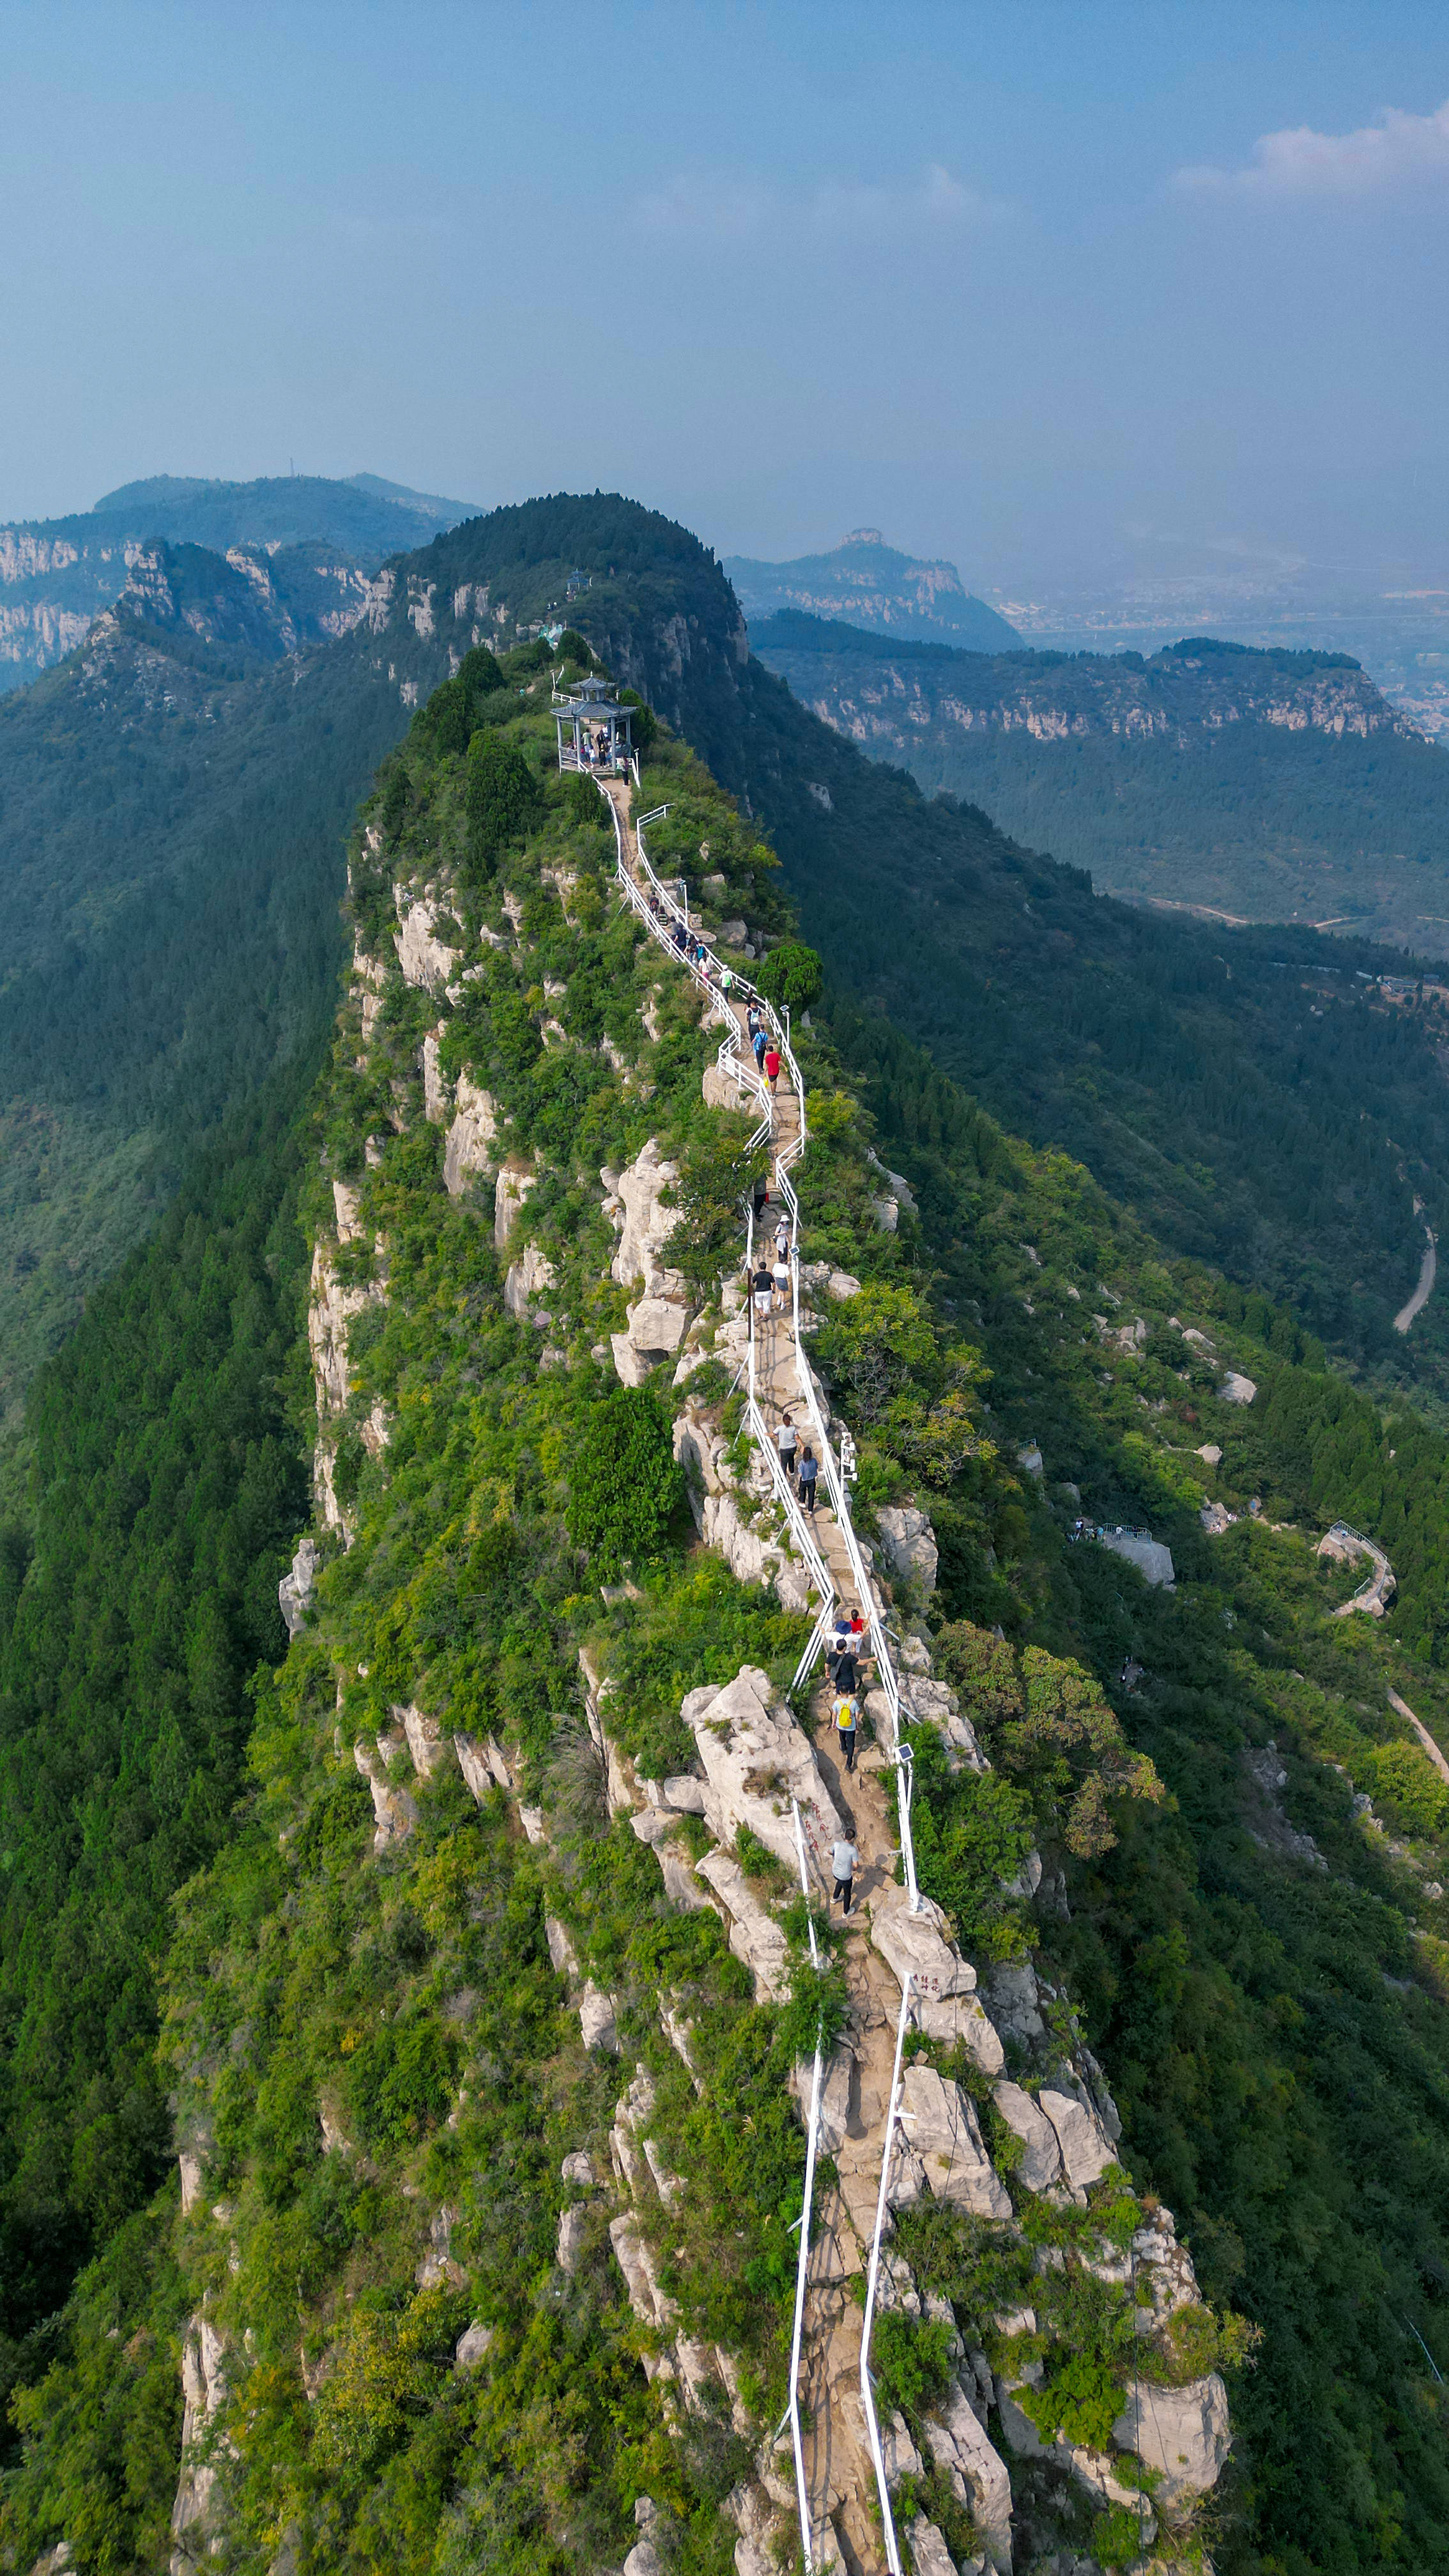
[{"xmin": 763, "ymin": 1044, "xmax": 781, "ymax": 1093}]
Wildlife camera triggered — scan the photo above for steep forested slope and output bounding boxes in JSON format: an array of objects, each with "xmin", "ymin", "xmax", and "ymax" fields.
[
  {"xmin": 753, "ymin": 611, "xmax": 1449, "ymax": 954},
  {"xmin": 0, "ymin": 553, "xmax": 411, "ymax": 1429},
  {"xmin": 0, "ymin": 1098, "xmax": 308, "ymax": 2460},
  {"xmin": 6, "ymin": 656, "xmax": 1449, "ymax": 2575}
]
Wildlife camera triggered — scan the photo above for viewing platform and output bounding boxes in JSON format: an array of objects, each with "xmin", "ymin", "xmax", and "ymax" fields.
[{"xmin": 553, "ymin": 674, "xmax": 634, "ymax": 777}]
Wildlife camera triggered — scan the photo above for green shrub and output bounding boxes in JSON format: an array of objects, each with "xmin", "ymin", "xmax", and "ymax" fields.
[
  {"xmin": 754, "ymin": 939, "xmax": 822, "ymax": 1013},
  {"xmin": 464, "ymin": 729, "xmax": 542, "ymax": 881},
  {"xmin": 565, "ymin": 1386, "xmax": 684, "ymax": 1575},
  {"xmin": 870, "ymin": 2312, "xmax": 954, "ymax": 2419}
]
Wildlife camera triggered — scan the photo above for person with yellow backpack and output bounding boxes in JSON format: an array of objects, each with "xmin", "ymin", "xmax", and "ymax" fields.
[{"xmin": 833, "ymin": 1689, "xmax": 860, "ymax": 1775}]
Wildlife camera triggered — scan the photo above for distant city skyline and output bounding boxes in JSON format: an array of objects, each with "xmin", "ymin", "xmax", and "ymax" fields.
[{"xmin": 2, "ymin": 2, "xmax": 1447, "ymax": 600}]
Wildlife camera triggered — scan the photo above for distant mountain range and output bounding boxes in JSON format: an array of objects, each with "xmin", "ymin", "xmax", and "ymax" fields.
[
  {"xmin": 0, "ymin": 470, "xmax": 479, "ymax": 693},
  {"xmin": 724, "ymin": 526, "xmax": 1018, "ymax": 650},
  {"xmin": 752, "ymin": 609, "xmax": 1449, "ymax": 954}
]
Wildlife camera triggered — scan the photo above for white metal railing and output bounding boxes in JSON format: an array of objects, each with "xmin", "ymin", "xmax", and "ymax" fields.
[
  {"xmin": 786, "ymin": 1797, "xmax": 826, "ymax": 2572},
  {"xmin": 604, "ymin": 772, "xmax": 919, "ymax": 2573},
  {"xmin": 860, "ymin": 1972, "xmax": 913, "ymax": 2576}
]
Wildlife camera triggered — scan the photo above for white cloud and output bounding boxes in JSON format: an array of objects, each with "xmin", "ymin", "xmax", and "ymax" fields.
[
  {"xmin": 637, "ymin": 163, "xmax": 1002, "ymax": 244},
  {"xmin": 1177, "ymin": 97, "xmax": 1449, "ymax": 197}
]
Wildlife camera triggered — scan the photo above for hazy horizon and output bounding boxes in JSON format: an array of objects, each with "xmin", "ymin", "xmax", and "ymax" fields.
[{"xmin": 3, "ymin": 3, "xmax": 1447, "ymax": 602}]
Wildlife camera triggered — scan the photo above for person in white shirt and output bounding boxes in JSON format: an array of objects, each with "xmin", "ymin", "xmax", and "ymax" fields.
[
  {"xmin": 832, "ymin": 1837, "xmax": 859, "ymax": 1913},
  {"xmin": 776, "ymin": 1411, "xmax": 798, "ymax": 1482}
]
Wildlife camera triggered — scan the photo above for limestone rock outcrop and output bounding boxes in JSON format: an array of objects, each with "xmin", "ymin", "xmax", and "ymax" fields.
[
  {"xmin": 443, "ymin": 1074, "xmax": 500, "ymax": 1196},
  {"xmin": 875, "ymin": 1505, "xmax": 939, "ymax": 1595},
  {"xmin": 394, "ymin": 890, "xmax": 462, "ymax": 993}
]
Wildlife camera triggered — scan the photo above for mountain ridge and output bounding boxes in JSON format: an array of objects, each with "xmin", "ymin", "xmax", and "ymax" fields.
[{"xmin": 725, "ymin": 526, "xmax": 1018, "ymax": 651}]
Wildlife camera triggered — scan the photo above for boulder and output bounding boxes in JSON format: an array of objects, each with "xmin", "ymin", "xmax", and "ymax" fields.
[
  {"xmin": 682, "ymin": 1665, "xmax": 843, "ymax": 1876},
  {"xmin": 870, "ymin": 1884, "xmax": 976, "ymax": 2000},
  {"xmin": 905, "ymin": 2521, "xmax": 957, "ymax": 2576},
  {"xmin": 578, "ymin": 1982, "xmax": 620, "ymax": 2054},
  {"xmin": 1039, "ymin": 2087, "xmax": 1117, "ymax": 2191},
  {"xmin": 915, "ymin": 1990, "xmax": 1005, "ymax": 2074},
  {"xmin": 443, "ymin": 1076, "xmax": 500, "ymax": 1196},
  {"xmin": 1098, "ymin": 1529, "xmax": 1175, "ymax": 1587},
  {"xmin": 612, "ymin": 1292, "xmax": 689, "ymax": 1384},
  {"xmin": 920, "ymin": 2380, "xmax": 1014, "ymax": 2572},
  {"xmin": 1113, "ymin": 2373, "xmax": 1231, "ymax": 2504},
  {"xmin": 1200, "ymin": 1501, "xmax": 1234, "ymax": 1536},
  {"xmin": 454, "ymin": 2323, "xmax": 493, "ymax": 2370},
  {"xmin": 1197, "ymin": 1441, "xmax": 1223, "ymax": 1466},
  {"xmin": 703, "ymin": 1060, "xmax": 747, "ymax": 1112},
  {"xmin": 991, "ymin": 2081, "xmax": 1062, "ymax": 2191},
  {"xmin": 278, "ymin": 1535, "xmax": 317, "ymax": 1637},
  {"xmin": 876, "ymin": 1505, "xmax": 939, "ymax": 1596},
  {"xmin": 1220, "ymin": 1372, "xmax": 1257, "ymax": 1405},
  {"xmin": 900, "ymin": 2066, "xmax": 1013, "ymax": 2218}
]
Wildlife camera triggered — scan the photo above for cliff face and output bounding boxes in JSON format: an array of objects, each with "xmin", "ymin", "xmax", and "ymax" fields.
[
  {"xmin": 0, "ymin": 472, "xmax": 475, "ymax": 692},
  {"xmin": 752, "ymin": 616, "xmax": 1416, "ymax": 751}
]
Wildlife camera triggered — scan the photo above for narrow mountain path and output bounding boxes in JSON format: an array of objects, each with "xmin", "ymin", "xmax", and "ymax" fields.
[
  {"xmin": 1394, "ymin": 1220, "xmax": 1437, "ymax": 1334},
  {"xmin": 606, "ymin": 770, "xmax": 906, "ymax": 2570}
]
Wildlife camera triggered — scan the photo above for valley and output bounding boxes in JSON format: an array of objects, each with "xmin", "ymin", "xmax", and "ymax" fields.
[{"xmin": 752, "ymin": 610, "xmax": 1449, "ymax": 959}]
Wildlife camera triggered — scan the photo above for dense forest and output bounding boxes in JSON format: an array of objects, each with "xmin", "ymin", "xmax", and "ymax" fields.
[
  {"xmin": 751, "ymin": 610, "xmax": 1449, "ymax": 959},
  {"xmin": 0, "ymin": 1096, "xmax": 309, "ymax": 2485},
  {"xmin": 4, "ymin": 647, "xmax": 1449, "ymax": 2571}
]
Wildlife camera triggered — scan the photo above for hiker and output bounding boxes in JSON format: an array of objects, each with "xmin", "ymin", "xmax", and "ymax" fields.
[
  {"xmin": 825, "ymin": 1613, "xmax": 851, "ymax": 1682},
  {"xmin": 834, "ymin": 1693, "xmax": 861, "ymax": 1774},
  {"xmin": 752, "ymin": 1261, "xmax": 774, "ymax": 1326},
  {"xmin": 753, "ymin": 1025, "xmax": 768, "ymax": 1070},
  {"xmin": 798, "ymin": 1443, "xmax": 818, "ymax": 1512},
  {"xmin": 833, "ymin": 1645, "xmax": 861, "ymax": 1696},
  {"xmin": 772, "ymin": 1246, "xmax": 790, "ymax": 1312},
  {"xmin": 764, "ymin": 1043, "xmax": 781, "ymax": 1093},
  {"xmin": 831, "ymin": 1834, "xmax": 858, "ymax": 1914},
  {"xmin": 848, "ymin": 1609, "xmax": 869, "ymax": 1662},
  {"xmin": 747, "ymin": 1002, "xmax": 762, "ymax": 1038},
  {"xmin": 776, "ymin": 1411, "xmax": 798, "ymax": 1482}
]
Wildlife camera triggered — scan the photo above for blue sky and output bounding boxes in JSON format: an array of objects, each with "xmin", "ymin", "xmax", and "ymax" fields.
[{"xmin": 3, "ymin": 1, "xmax": 1447, "ymax": 586}]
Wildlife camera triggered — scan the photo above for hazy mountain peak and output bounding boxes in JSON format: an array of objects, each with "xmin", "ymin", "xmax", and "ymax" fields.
[{"xmin": 724, "ymin": 527, "xmax": 1018, "ymax": 650}]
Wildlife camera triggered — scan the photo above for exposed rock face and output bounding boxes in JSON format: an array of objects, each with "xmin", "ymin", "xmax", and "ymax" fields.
[
  {"xmin": 682, "ymin": 1666, "xmax": 843, "ymax": 1879},
  {"xmin": 307, "ymin": 1245, "xmax": 385, "ymax": 1422},
  {"xmin": 420, "ymin": 1025, "xmax": 450, "ymax": 1123},
  {"xmin": 494, "ymin": 1163, "xmax": 536, "ymax": 1252},
  {"xmin": 443, "ymin": 1075, "xmax": 499, "ymax": 1195},
  {"xmin": 170, "ymin": 2315, "xmax": 230, "ymax": 2575},
  {"xmin": 610, "ymin": 1138, "xmax": 681, "ymax": 1291},
  {"xmin": 1220, "ymin": 1371, "xmax": 1257, "ymax": 1404},
  {"xmin": 394, "ymin": 891, "xmax": 462, "ymax": 993},
  {"xmin": 503, "ymin": 1239, "xmax": 556, "ymax": 1317},
  {"xmin": 1039, "ymin": 2086, "xmax": 1118, "ymax": 2191},
  {"xmin": 1112, "ymin": 2373, "xmax": 1231, "ymax": 2506},
  {"xmin": 920, "ymin": 2380, "xmax": 1013, "ymax": 2571},
  {"xmin": 353, "ymin": 1736, "xmax": 418, "ymax": 1851},
  {"xmin": 875, "ymin": 1505, "xmax": 939, "ymax": 1595},
  {"xmin": 695, "ymin": 1849, "xmax": 791, "ymax": 1998},
  {"xmin": 671, "ymin": 1402, "xmax": 812, "ymax": 1613},
  {"xmin": 991, "ymin": 2080, "xmax": 1062, "ymax": 2191},
  {"xmin": 454, "ymin": 2322, "xmax": 493, "ymax": 2370},
  {"xmin": 898, "ymin": 2066, "xmax": 1013, "ymax": 2218},
  {"xmin": 278, "ymin": 1535, "xmax": 317, "ymax": 1637},
  {"xmin": 1097, "ymin": 1530, "xmax": 1175, "ymax": 1588}
]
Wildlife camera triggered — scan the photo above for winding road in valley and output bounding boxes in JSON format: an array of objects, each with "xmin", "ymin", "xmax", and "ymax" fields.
[{"xmin": 1393, "ymin": 1215, "xmax": 1437, "ymax": 1335}]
